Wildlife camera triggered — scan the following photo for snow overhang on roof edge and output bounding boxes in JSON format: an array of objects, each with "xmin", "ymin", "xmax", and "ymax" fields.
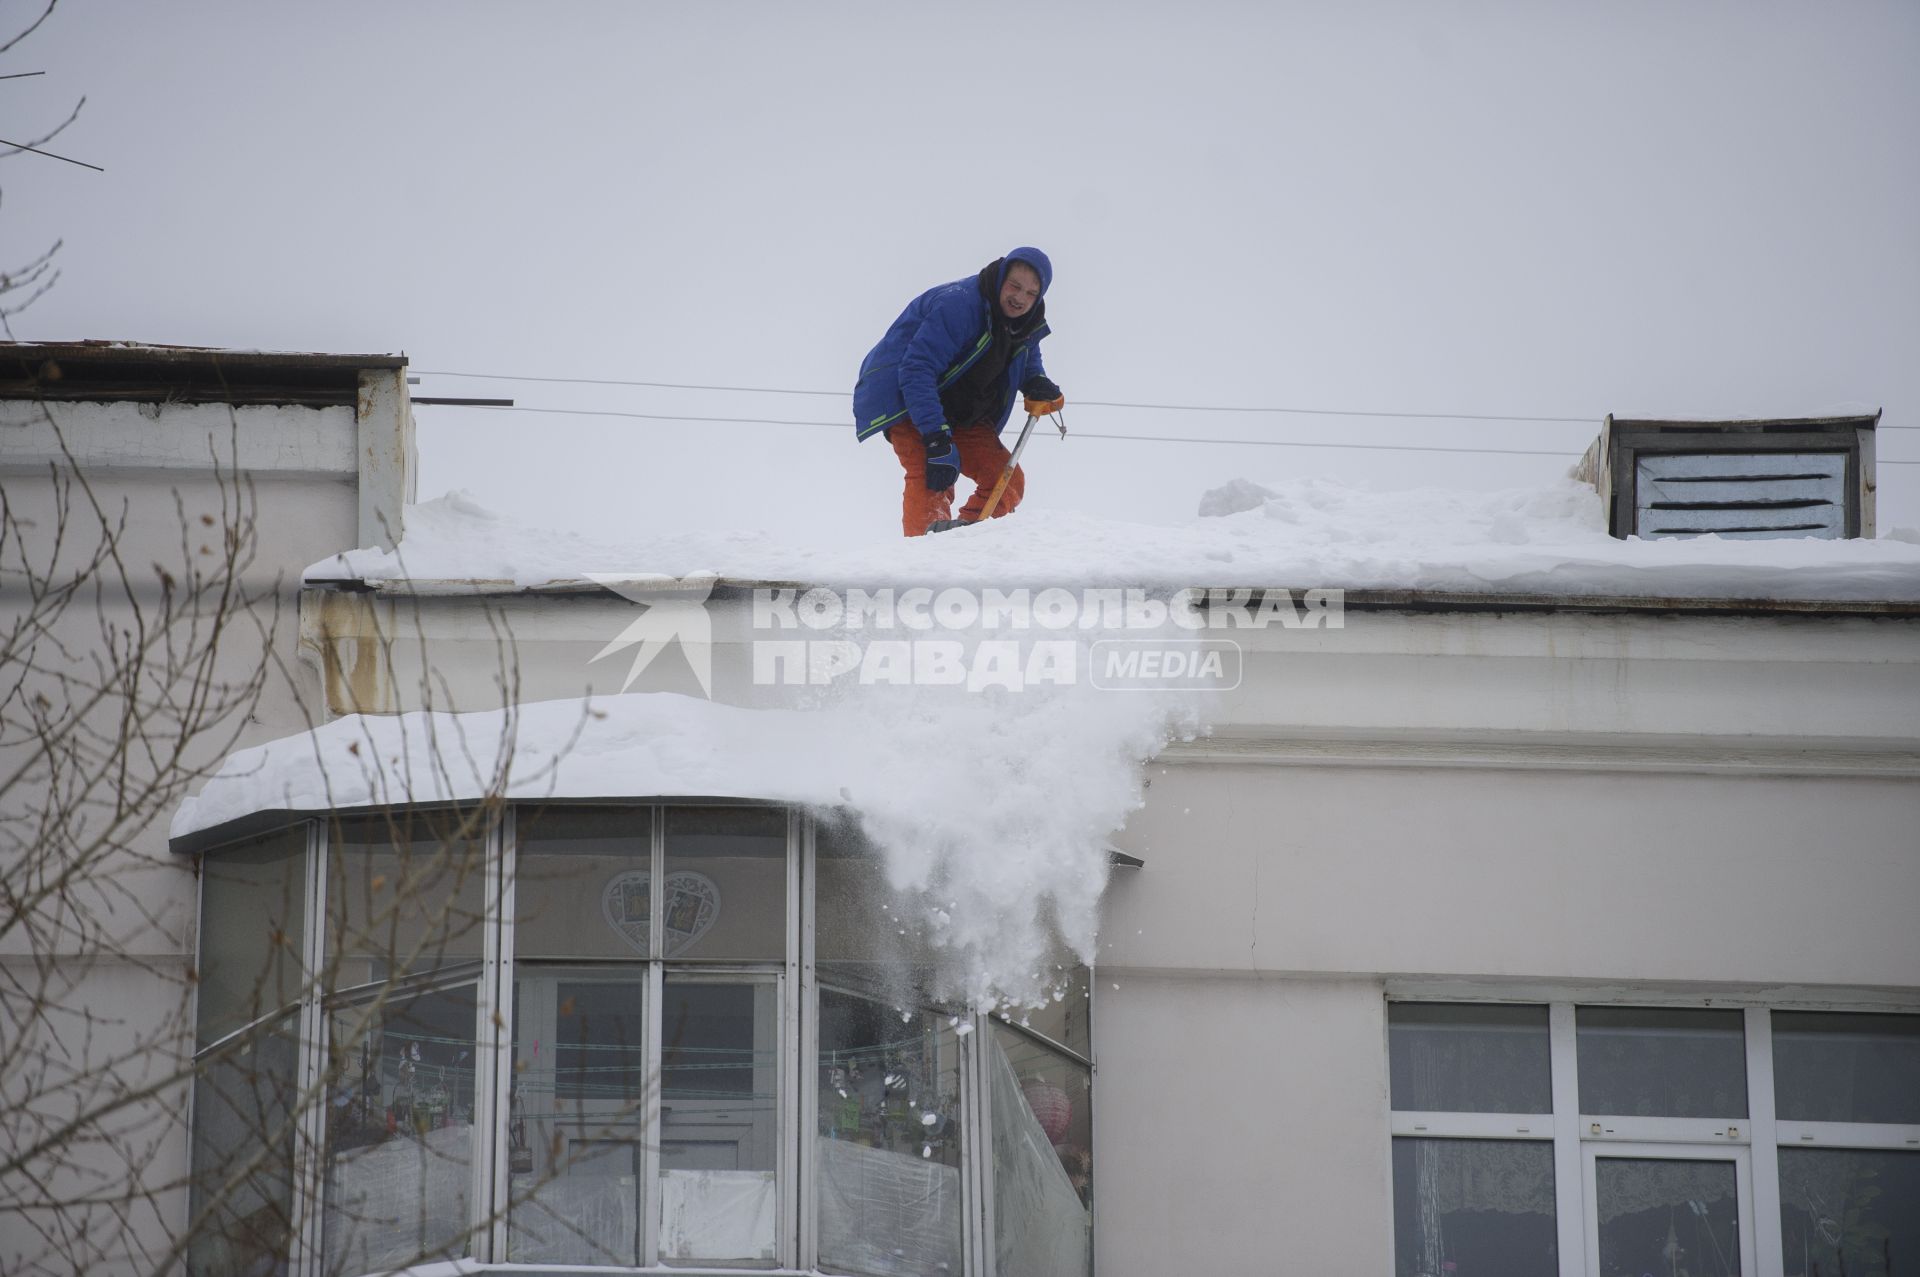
[{"xmin": 171, "ymin": 798, "xmax": 1149, "ymax": 874}]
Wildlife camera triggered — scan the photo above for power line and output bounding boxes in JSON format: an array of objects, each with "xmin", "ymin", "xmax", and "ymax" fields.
[
  {"xmin": 435, "ymin": 403, "xmax": 1920, "ymax": 463},
  {"xmin": 413, "ymin": 367, "xmax": 1596, "ymax": 426},
  {"xmin": 1082, "ymin": 401, "xmax": 1588, "ymax": 423},
  {"xmin": 0, "ymin": 135, "xmax": 103, "ymax": 171},
  {"xmin": 472, "ymin": 405, "xmax": 843, "ymax": 429},
  {"xmin": 416, "ymin": 368, "xmax": 847, "ymax": 399},
  {"xmin": 414, "ymin": 367, "xmax": 1914, "ymax": 432},
  {"xmin": 452, "ymin": 404, "xmax": 1583, "ymax": 456}
]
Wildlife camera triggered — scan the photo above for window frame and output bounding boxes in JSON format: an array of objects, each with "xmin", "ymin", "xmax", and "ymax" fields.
[
  {"xmin": 1580, "ymin": 1141, "xmax": 1755, "ymax": 1277},
  {"xmin": 656, "ymin": 967, "xmax": 788, "ymax": 1269},
  {"xmin": 981, "ymin": 1016, "xmax": 1096, "ymax": 1276},
  {"xmin": 190, "ymin": 802, "xmax": 1080, "ymax": 1277},
  {"xmin": 1387, "ymin": 996, "xmax": 1920, "ymax": 1277},
  {"xmin": 809, "ymin": 975, "xmax": 977, "ymax": 1277}
]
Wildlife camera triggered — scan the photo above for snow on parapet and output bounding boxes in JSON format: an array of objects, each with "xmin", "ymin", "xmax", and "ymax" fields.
[
  {"xmin": 307, "ymin": 480, "xmax": 1920, "ymax": 602},
  {"xmin": 174, "ymin": 688, "xmax": 1195, "ymax": 1012}
]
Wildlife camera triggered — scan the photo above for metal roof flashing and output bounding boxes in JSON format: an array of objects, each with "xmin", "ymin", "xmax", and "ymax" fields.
[
  {"xmin": 1, "ymin": 341, "xmax": 407, "ymax": 407},
  {"xmin": 298, "ymin": 575, "xmax": 1920, "ymax": 618}
]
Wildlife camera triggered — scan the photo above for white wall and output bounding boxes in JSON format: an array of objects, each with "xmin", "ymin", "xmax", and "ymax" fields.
[
  {"xmin": 1077, "ymin": 607, "xmax": 1918, "ymax": 1274},
  {"xmin": 1104, "ymin": 761, "xmax": 1920, "ymax": 990},
  {"xmin": 1, "ymin": 395, "xmax": 367, "ymax": 1276},
  {"xmin": 1092, "ymin": 973, "xmax": 1392, "ymax": 1277},
  {"xmin": 308, "ymin": 589, "xmax": 1918, "ymax": 1273}
]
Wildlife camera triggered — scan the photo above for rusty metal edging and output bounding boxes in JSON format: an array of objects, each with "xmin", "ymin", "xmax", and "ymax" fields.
[
  {"xmin": 0, "ymin": 341, "xmax": 408, "ymax": 407},
  {"xmin": 300, "ymin": 576, "xmax": 1920, "ymax": 619}
]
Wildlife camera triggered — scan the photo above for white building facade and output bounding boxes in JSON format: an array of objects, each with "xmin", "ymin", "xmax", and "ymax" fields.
[{"xmin": 5, "ymin": 345, "xmax": 1917, "ymax": 1276}]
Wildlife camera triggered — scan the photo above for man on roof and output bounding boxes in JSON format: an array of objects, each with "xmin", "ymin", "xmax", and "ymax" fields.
[{"xmin": 852, "ymin": 247, "xmax": 1065, "ymax": 537}]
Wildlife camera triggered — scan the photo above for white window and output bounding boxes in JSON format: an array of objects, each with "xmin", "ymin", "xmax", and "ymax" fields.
[
  {"xmin": 1388, "ymin": 1003, "xmax": 1559, "ymax": 1275},
  {"xmin": 1389, "ymin": 1001, "xmax": 1920, "ymax": 1277},
  {"xmin": 185, "ymin": 803, "xmax": 1095, "ymax": 1277}
]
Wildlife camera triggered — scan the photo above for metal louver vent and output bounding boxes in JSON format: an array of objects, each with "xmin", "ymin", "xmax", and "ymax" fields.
[
  {"xmin": 1580, "ymin": 413, "xmax": 1879, "ymax": 540},
  {"xmin": 1635, "ymin": 452, "xmax": 1847, "ymax": 540}
]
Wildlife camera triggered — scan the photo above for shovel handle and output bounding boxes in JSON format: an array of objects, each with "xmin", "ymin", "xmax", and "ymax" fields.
[{"xmin": 977, "ymin": 414, "xmax": 1038, "ymax": 522}]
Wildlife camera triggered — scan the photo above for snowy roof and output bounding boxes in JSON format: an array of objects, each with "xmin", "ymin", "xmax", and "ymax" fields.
[
  {"xmin": 171, "ymin": 688, "xmax": 1187, "ymax": 1009},
  {"xmin": 305, "ymin": 479, "xmax": 1920, "ymax": 608},
  {"xmin": 172, "ymin": 695, "xmax": 839, "ymax": 839}
]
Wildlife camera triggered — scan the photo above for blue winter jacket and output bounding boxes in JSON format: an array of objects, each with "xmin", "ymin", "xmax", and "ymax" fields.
[{"xmin": 852, "ymin": 246, "xmax": 1053, "ymax": 442}]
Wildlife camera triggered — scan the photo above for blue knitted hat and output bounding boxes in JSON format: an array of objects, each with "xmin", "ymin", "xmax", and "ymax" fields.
[{"xmin": 1004, "ymin": 246, "xmax": 1053, "ymax": 296}]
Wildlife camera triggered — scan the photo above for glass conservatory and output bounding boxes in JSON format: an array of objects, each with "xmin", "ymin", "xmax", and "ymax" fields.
[{"xmin": 182, "ymin": 802, "xmax": 1094, "ymax": 1277}]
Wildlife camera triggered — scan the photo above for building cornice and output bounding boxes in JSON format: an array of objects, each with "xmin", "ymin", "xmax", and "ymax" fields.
[{"xmin": 1158, "ymin": 728, "xmax": 1920, "ymax": 778}]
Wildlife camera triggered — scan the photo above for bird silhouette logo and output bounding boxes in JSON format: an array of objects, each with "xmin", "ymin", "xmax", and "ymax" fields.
[{"xmin": 587, "ymin": 574, "xmax": 720, "ymax": 697}]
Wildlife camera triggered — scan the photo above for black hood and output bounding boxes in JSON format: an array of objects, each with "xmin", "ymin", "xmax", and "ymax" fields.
[
  {"xmin": 938, "ymin": 261, "xmax": 1043, "ymax": 427},
  {"xmin": 977, "ymin": 258, "xmax": 1046, "ymax": 338}
]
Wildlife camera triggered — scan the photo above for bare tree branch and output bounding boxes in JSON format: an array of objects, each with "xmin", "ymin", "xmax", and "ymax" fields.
[
  {"xmin": 0, "ymin": 94, "xmax": 90, "ymax": 165},
  {"xmin": 0, "ymin": 1, "xmax": 57, "ymax": 57},
  {"xmin": 1, "ymin": 375, "xmax": 608, "ymax": 1272},
  {"xmin": 0, "ymin": 3, "xmax": 84, "ymax": 337}
]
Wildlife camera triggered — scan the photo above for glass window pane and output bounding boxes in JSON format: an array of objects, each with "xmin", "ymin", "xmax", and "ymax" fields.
[
  {"xmin": 508, "ymin": 970, "xmax": 645, "ymax": 1266},
  {"xmin": 188, "ymin": 1015, "xmax": 299, "ymax": 1277},
  {"xmin": 1391, "ymin": 1138, "xmax": 1556, "ymax": 1277},
  {"xmin": 1779, "ymin": 1148, "xmax": 1920, "ymax": 1277},
  {"xmin": 817, "ymin": 817, "xmax": 940, "ymax": 994},
  {"xmin": 1389, "ymin": 1003, "xmax": 1552, "ymax": 1114},
  {"xmin": 1577, "ymin": 1007, "xmax": 1747, "ymax": 1118},
  {"xmin": 992, "ymin": 1026, "xmax": 1092, "ymax": 1277},
  {"xmin": 817, "ymin": 987, "xmax": 963, "ymax": 1276},
  {"xmin": 819, "ymin": 815, "xmax": 1090, "ymax": 1041},
  {"xmin": 1595, "ymin": 1157, "xmax": 1739, "ymax": 1277},
  {"xmin": 659, "ymin": 978, "xmax": 779, "ymax": 1265},
  {"xmin": 663, "ymin": 806, "xmax": 786, "ymax": 960},
  {"xmin": 323, "ymin": 983, "xmax": 478, "ymax": 1272},
  {"xmin": 1773, "ymin": 1011, "xmax": 1920, "ymax": 1125},
  {"xmin": 554, "ymin": 981, "xmax": 649, "ymax": 1102},
  {"xmin": 515, "ymin": 807, "xmax": 652, "ymax": 960},
  {"xmin": 1000, "ymin": 962, "xmax": 1092, "ymax": 1062},
  {"xmin": 325, "ymin": 815, "xmax": 487, "ymax": 984},
  {"xmin": 197, "ymin": 828, "xmax": 307, "ymax": 1047}
]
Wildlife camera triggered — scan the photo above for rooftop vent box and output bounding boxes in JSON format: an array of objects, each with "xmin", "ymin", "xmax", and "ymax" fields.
[{"xmin": 1579, "ymin": 412, "xmax": 1880, "ymax": 541}]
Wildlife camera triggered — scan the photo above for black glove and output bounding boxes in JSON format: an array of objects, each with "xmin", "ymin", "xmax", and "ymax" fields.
[
  {"xmin": 923, "ymin": 427, "xmax": 959, "ymax": 491},
  {"xmin": 1021, "ymin": 374, "xmax": 1062, "ymax": 402}
]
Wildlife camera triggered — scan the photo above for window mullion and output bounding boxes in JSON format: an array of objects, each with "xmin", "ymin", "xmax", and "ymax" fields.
[
  {"xmin": 1778, "ymin": 1119, "xmax": 1920, "ymax": 1149},
  {"xmin": 290, "ymin": 818, "xmax": 328, "ymax": 1277},
  {"xmin": 1578, "ymin": 1114, "xmax": 1749, "ymax": 1144},
  {"xmin": 965, "ymin": 1010, "xmax": 989, "ymax": 1277},
  {"xmin": 477, "ymin": 806, "xmax": 515, "ymax": 1262},
  {"xmin": 1389, "ymin": 1111, "xmax": 1554, "ymax": 1138},
  {"xmin": 781, "ymin": 811, "xmax": 800, "ymax": 1268},
  {"xmin": 782, "ymin": 809, "xmax": 804, "ymax": 1271},
  {"xmin": 797, "ymin": 815, "xmax": 819, "ymax": 1272},
  {"xmin": 1549, "ymin": 1002, "xmax": 1586, "ymax": 1277},
  {"xmin": 641, "ymin": 806, "xmax": 664, "ymax": 1267},
  {"xmin": 1746, "ymin": 1006, "xmax": 1785, "ymax": 1277}
]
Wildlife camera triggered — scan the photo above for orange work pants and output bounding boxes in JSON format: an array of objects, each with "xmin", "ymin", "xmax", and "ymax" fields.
[{"xmin": 887, "ymin": 422, "xmax": 1026, "ymax": 538}]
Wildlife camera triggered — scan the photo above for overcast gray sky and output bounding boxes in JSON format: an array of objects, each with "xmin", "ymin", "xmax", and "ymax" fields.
[{"xmin": 9, "ymin": 1, "xmax": 1918, "ymax": 547}]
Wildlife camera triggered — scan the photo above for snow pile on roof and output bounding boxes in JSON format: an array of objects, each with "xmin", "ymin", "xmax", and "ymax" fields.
[
  {"xmin": 174, "ymin": 686, "xmax": 1196, "ymax": 1011},
  {"xmin": 308, "ymin": 480, "xmax": 1920, "ymax": 602}
]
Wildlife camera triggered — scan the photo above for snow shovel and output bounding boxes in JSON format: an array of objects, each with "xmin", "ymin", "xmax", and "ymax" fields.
[{"xmin": 928, "ymin": 411, "xmax": 1065, "ymax": 533}]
